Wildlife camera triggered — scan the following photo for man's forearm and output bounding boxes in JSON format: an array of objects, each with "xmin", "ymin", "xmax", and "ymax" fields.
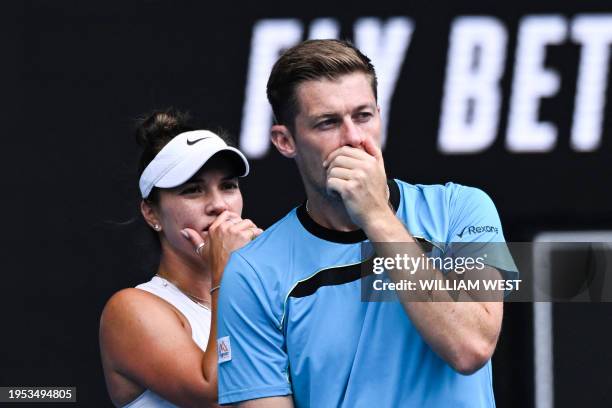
[{"xmin": 363, "ymin": 211, "xmax": 503, "ymax": 374}]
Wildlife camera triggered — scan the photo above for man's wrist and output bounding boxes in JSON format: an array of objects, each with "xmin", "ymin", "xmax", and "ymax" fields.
[{"xmin": 362, "ymin": 207, "xmax": 407, "ymax": 241}]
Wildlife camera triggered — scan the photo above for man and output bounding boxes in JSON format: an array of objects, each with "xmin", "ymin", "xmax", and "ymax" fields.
[{"xmin": 217, "ymin": 39, "xmax": 517, "ymax": 407}]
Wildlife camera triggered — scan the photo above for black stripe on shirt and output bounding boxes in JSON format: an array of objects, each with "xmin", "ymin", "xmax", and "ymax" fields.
[{"xmin": 288, "ymin": 237, "xmax": 432, "ymax": 298}]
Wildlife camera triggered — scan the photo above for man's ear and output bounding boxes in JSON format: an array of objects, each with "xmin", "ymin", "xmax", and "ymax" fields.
[
  {"xmin": 140, "ymin": 200, "xmax": 162, "ymax": 231},
  {"xmin": 271, "ymin": 124, "xmax": 297, "ymax": 158}
]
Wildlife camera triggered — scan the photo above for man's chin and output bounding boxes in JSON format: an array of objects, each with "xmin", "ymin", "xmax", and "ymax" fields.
[
  {"xmin": 327, "ymin": 190, "xmax": 343, "ymax": 202},
  {"xmin": 307, "ymin": 179, "xmax": 343, "ymax": 204},
  {"xmin": 320, "ymin": 187, "xmax": 343, "ymax": 205}
]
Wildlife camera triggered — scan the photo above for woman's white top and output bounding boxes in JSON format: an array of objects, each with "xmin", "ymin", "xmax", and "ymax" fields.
[{"xmin": 123, "ymin": 276, "xmax": 211, "ymax": 408}]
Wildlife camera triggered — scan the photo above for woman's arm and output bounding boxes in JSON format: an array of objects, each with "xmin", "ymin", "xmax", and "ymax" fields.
[
  {"xmin": 100, "ymin": 212, "xmax": 263, "ymax": 407},
  {"xmin": 183, "ymin": 211, "xmax": 264, "ymax": 401},
  {"xmin": 100, "ymin": 289, "xmax": 220, "ymax": 408}
]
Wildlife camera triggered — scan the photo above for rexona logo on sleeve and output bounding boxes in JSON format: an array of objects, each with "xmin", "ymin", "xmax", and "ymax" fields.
[
  {"xmin": 457, "ymin": 225, "xmax": 499, "ymax": 238},
  {"xmin": 217, "ymin": 336, "xmax": 232, "ymax": 363}
]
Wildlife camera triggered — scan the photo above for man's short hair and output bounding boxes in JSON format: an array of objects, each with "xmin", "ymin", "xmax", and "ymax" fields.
[{"xmin": 266, "ymin": 39, "xmax": 378, "ymax": 131}]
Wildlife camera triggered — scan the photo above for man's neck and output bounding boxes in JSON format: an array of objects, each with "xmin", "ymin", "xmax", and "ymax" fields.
[
  {"xmin": 305, "ymin": 193, "xmax": 360, "ymax": 232},
  {"xmin": 304, "ymin": 181, "xmax": 392, "ymax": 233}
]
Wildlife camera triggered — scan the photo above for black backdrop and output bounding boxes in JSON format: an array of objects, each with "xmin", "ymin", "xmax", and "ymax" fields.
[{"xmin": 1, "ymin": 1, "xmax": 611, "ymax": 406}]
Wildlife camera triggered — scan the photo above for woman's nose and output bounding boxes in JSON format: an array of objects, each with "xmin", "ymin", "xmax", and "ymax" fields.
[{"xmin": 205, "ymin": 190, "xmax": 229, "ymax": 216}]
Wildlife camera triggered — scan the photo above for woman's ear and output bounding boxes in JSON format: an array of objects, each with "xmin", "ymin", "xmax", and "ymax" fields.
[
  {"xmin": 140, "ymin": 200, "xmax": 162, "ymax": 231},
  {"xmin": 270, "ymin": 124, "xmax": 297, "ymax": 158}
]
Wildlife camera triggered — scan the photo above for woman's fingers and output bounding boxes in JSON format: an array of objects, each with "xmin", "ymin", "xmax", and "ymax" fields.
[
  {"xmin": 181, "ymin": 227, "xmax": 207, "ymax": 256},
  {"xmin": 209, "ymin": 210, "xmax": 241, "ymax": 232},
  {"xmin": 194, "ymin": 213, "xmax": 265, "ymax": 256},
  {"xmin": 228, "ymin": 219, "xmax": 264, "ymax": 241},
  {"xmin": 249, "ymin": 227, "xmax": 264, "ymax": 240},
  {"xmin": 231, "ymin": 218, "xmax": 256, "ymax": 230}
]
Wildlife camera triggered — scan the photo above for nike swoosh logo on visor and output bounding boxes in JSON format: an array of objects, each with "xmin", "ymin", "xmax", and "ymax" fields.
[{"xmin": 186, "ymin": 136, "xmax": 212, "ymax": 145}]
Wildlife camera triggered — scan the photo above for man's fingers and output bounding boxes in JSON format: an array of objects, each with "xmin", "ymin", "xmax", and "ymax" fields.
[
  {"xmin": 324, "ymin": 146, "xmax": 371, "ymax": 167},
  {"xmin": 326, "ymin": 177, "xmax": 350, "ymax": 198},
  {"xmin": 324, "ymin": 146, "xmax": 368, "ymax": 166},
  {"xmin": 362, "ymin": 136, "xmax": 383, "ymax": 161},
  {"xmin": 327, "ymin": 167, "xmax": 353, "ymax": 181},
  {"xmin": 325, "ymin": 155, "xmax": 363, "ymax": 172}
]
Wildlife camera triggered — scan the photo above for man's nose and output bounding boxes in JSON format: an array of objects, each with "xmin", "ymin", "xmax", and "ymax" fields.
[{"xmin": 340, "ymin": 118, "xmax": 365, "ymax": 147}]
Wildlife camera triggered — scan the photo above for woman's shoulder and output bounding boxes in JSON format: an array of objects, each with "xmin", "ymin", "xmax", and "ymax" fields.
[
  {"xmin": 103, "ymin": 287, "xmax": 167, "ymax": 314},
  {"xmin": 99, "ymin": 288, "xmax": 204, "ymax": 407},
  {"xmin": 100, "ymin": 288, "xmax": 184, "ymax": 337}
]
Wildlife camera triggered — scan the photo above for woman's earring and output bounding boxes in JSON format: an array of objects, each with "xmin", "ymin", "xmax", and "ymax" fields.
[{"xmin": 153, "ymin": 224, "xmax": 161, "ymax": 231}]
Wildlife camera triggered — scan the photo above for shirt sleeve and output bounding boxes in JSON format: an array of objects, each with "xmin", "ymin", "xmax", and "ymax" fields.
[
  {"xmin": 217, "ymin": 252, "xmax": 292, "ymax": 405},
  {"xmin": 445, "ymin": 185, "xmax": 518, "ymax": 280}
]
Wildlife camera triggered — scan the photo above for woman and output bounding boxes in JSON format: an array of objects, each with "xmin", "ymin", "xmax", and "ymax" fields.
[{"xmin": 99, "ymin": 109, "xmax": 262, "ymax": 407}]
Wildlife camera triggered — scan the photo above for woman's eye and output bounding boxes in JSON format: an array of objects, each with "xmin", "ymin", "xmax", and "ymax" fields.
[
  {"xmin": 222, "ymin": 182, "xmax": 239, "ymax": 190},
  {"xmin": 180, "ymin": 186, "xmax": 200, "ymax": 195}
]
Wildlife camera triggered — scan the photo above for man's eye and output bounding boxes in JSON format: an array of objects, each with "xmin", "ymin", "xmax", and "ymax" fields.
[
  {"xmin": 316, "ymin": 119, "xmax": 337, "ymax": 129},
  {"xmin": 356, "ymin": 112, "xmax": 372, "ymax": 121}
]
